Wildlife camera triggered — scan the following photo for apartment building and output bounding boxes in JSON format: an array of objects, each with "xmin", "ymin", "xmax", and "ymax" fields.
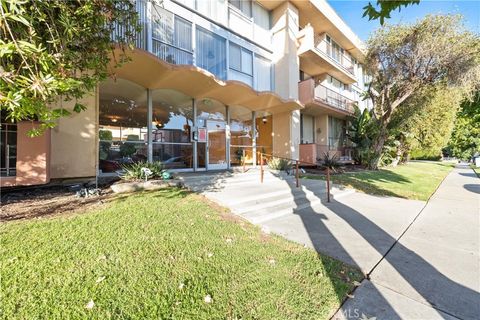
[{"xmin": 1, "ymin": 0, "xmax": 368, "ymax": 187}]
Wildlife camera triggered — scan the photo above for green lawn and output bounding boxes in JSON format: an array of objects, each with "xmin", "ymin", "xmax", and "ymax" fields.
[
  {"xmin": 1, "ymin": 189, "xmax": 361, "ymax": 320},
  {"xmin": 303, "ymin": 161, "xmax": 454, "ymax": 201}
]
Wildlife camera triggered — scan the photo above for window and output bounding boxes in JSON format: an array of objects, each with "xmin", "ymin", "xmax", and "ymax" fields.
[
  {"xmin": 301, "ymin": 114, "xmax": 314, "ymax": 144},
  {"xmin": 98, "ymin": 78, "xmax": 148, "ymax": 173},
  {"xmin": 196, "ymin": 27, "xmax": 227, "ymax": 80},
  {"xmin": 254, "ymin": 54, "xmax": 272, "ymax": 91},
  {"xmin": 0, "ymin": 120, "xmax": 17, "ymax": 177},
  {"xmin": 252, "ymin": 2, "xmax": 270, "ymax": 30},
  {"xmin": 229, "ymin": 0, "xmax": 252, "ymax": 18},
  {"xmin": 197, "ymin": 0, "xmax": 228, "ymax": 25},
  {"xmin": 328, "ymin": 116, "xmax": 346, "ymax": 149},
  {"xmin": 151, "ymin": 6, "xmax": 193, "ymax": 65},
  {"xmin": 228, "ymin": 43, "xmax": 253, "ymax": 86}
]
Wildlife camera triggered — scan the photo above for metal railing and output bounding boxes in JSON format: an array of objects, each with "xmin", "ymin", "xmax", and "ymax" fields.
[
  {"xmin": 315, "ymin": 39, "xmax": 354, "ymax": 75},
  {"xmin": 257, "ymin": 152, "xmax": 332, "ymax": 202},
  {"xmin": 314, "ymin": 84, "xmax": 355, "ymax": 113}
]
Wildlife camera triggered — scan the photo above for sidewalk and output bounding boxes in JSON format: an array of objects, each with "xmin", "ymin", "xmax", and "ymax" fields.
[{"xmin": 336, "ymin": 164, "xmax": 480, "ymax": 319}]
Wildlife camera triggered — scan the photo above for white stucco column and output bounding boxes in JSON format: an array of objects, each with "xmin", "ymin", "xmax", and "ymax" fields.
[{"xmin": 271, "ymin": 2, "xmax": 301, "ymax": 160}]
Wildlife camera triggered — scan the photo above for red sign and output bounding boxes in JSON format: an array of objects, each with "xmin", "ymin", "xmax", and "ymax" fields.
[{"xmin": 198, "ymin": 128, "xmax": 207, "ymax": 143}]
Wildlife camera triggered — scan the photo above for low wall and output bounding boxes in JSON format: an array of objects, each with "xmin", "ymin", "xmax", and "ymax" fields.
[{"xmin": 1, "ymin": 122, "xmax": 51, "ymax": 187}]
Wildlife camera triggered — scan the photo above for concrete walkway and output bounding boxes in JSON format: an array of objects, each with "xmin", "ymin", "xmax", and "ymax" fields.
[
  {"xmin": 335, "ymin": 164, "xmax": 480, "ymax": 320},
  {"xmin": 179, "ymin": 164, "xmax": 479, "ymax": 319}
]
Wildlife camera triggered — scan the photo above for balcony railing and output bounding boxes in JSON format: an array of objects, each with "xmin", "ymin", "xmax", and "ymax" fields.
[
  {"xmin": 314, "ymin": 84, "xmax": 355, "ymax": 112},
  {"xmin": 319, "ymin": 40, "xmax": 354, "ymax": 75}
]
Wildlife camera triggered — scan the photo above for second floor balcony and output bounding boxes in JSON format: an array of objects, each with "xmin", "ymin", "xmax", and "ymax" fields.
[
  {"xmin": 297, "ymin": 25, "xmax": 357, "ymax": 84},
  {"xmin": 299, "ymin": 78, "xmax": 355, "ymax": 115}
]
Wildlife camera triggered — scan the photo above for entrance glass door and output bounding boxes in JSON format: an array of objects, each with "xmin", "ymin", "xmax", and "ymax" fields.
[{"xmin": 207, "ymin": 120, "xmax": 227, "ymax": 170}]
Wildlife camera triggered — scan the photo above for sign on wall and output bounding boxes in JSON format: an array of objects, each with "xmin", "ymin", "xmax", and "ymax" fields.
[{"xmin": 198, "ymin": 128, "xmax": 207, "ymax": 143}]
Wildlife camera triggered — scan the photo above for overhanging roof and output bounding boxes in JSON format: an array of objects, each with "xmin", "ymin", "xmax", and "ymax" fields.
[{"xmin": 108, "ymin": 48, "xmax": 303, "ymax": 115}]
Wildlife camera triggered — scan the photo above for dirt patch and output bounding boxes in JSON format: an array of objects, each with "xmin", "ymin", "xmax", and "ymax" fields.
[{"xmin": 1, "ymin": 185, "xmax": 114, "ymax": 222}]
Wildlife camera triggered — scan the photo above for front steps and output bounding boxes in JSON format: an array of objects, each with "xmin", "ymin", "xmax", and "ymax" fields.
[{"xmin": 177, "ymin": 169, "xmax": 355, "ymax": 225}]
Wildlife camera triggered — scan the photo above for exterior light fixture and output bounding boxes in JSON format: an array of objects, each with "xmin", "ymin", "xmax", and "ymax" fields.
[
  {"xmin": 111, "ymin": 118, "xmax": 118, "ymax": 123},
  {"xmin": 262, "ymin": 116, "xmax": 267, "ymax": 124}
]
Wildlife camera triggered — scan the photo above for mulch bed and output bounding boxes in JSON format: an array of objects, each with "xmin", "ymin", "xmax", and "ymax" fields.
[{"xmin": 1, "ymin": 185, "xmax": 114, "ymax": 222}]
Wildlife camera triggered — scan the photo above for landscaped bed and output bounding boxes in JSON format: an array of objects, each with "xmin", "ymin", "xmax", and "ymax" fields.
[
  {"xmin": 1, "ymin": 188, "xmax": 362, "ymax": 319},
  {"xmin": 302, "ymin": 161, "xmax": 454, "ymax": 201}
]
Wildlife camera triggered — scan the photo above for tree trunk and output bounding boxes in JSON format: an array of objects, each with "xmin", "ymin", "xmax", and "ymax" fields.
[{"xmin": 367, "ymin": 123, "xmax": 388, "ymax": 170}]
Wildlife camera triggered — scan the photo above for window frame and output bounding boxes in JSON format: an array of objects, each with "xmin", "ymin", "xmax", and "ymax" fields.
[{"xmin": 228, "ymin": 42, "xmax": 253, "ymax": 76}]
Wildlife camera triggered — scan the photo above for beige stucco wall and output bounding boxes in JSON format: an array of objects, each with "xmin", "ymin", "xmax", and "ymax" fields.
[{"xmin": 50, "ymin": 88, "xmax": 98, "ymax": 179}]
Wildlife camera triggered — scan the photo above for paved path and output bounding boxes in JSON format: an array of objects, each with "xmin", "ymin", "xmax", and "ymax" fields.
[
  {"xmin": 179, "ymin": 164, "xmax": 479, "ymax": 319},
  {"xmin": 335, "ymin": 164, "xmax": 480, "ymax": 320}
]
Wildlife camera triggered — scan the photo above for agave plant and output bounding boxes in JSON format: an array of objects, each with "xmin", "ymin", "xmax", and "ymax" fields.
[
  {"xmin": 321, "ymin": 152, "xmax": 342, "ymax": 172},
  {"xmin": 121, "ymin": 161, "xmax": 164, "ymax": 181}
]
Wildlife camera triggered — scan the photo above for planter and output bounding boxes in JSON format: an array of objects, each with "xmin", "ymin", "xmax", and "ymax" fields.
[{"xmin": 110, "ymin": 179, "xmax": 183, "ymax": 194}]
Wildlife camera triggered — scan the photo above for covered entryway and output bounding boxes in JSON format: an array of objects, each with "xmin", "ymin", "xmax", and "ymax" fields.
[{"xmin": 98, "ymin": 48, "xmax": 303, "ymax": 174}]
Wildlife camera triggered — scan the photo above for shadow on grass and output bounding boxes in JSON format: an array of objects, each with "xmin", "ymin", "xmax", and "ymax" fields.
[{"xmin": 304, "ymin": 169, "xmax": 411, "ymax": 199}]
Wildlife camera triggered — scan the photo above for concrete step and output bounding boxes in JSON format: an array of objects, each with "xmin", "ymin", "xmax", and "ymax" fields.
[
  {"xmin": 232, "ymin": 187, "xmax": 327, "ymax": 214},
  {"xmin": 240, "ymin": 195, "xmax": 322, "ymax": 224}
]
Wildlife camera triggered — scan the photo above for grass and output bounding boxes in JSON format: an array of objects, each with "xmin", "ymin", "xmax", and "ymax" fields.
[
  {"xmin": 303, "ymin": 161, "xmax": 454, "ymax": 201},
  {"xmin": 1, "ymin": 189, "xmax": 361, "ymax": 320}
]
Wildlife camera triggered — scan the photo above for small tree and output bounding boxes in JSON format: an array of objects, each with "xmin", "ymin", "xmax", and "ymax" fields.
[
  {"xmin": 448, "ymin": 92, "xmax": 480, "ymax": 160},
  {"xmin": 364, "ymin": 14, "xmax": 480, "ymax": 169},
  {"xmin": 1, "ymin": 0, "xmax": 141, "ymax": 136}
]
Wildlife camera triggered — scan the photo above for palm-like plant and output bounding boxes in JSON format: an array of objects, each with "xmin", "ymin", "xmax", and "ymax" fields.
[{"xmin": 346, "ymin": 105, "xmax": 376, "ymax": 165}]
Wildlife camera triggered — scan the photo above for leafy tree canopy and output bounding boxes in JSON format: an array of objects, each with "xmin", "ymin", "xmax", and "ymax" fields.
[
  {"xmin": 364, "ymin": 14, "xmax": 480, "ymax": 169},
  {"xmin": 447, "ymin": 93, "xmax": 480, "ymax": 160},
  {"xmin": 0, "ymin": 0, "xmax": 140, "ymax": 136},
  {"xmin": 363, "ymin": 0, "xmax": 421, "ymax": 25}
]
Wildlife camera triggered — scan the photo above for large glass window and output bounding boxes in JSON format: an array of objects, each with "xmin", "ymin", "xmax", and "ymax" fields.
[
  {"xmin": 228, "ymin": 43, "xmax": 253, "ymax": 86},
  {"xmin": 99, "ymin": 79, "xmax": 148, "ymax": 173},
  {"xmin": 301, "ymin": 114, "xmax": 314, "ymax": 144},
  {"xmin": 229, "ymin": 0, "xmax": 252, "ymax": 17},
  {"xmin": 254, "ymin": 54, "xmax": 272, "ymax": 91},
  {"xmin": 151, "ymin": 89, "xmax": 194, "ymax": 169},
  {"xmin": 0, "ymin": 118, "xmax": 17, "ymax": 177},
  {"xmin": 196, "ymin": 27, "xmax": 227, "ymax": 80},
  {"xmin": 197, "ymin": 99, "xmax": 227, "ymax": 169},
  {"xmin": 328, "ymin": 116, "xmax": 346, "ymax": 150},
  {"xmin": 151, "ymin": 6, "xmax": 193, "ymax": 65},
  {"xmin": 252, "ymin": 2, "xmax": 270, "ymax": 30}
]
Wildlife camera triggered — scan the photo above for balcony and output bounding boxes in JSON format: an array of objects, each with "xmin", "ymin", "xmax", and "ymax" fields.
[
  {"xmin": 299, "ymin": 143, "xmax": 353, "ymax": 165},
  {"xmin": 299, "ymin": 79, "xmax": 355, "ymax": 115},
  {"xmin": 297, "ymin": 25, "xmax": 356, "ymax": 84}
]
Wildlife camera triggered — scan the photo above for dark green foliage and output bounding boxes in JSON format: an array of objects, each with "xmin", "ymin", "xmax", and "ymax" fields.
[
  {"xmin": 1, "ymin": 0, "xmax": 141, "ymax": 135},
  {"xmin": 363, "ymin": 0, "xmax": 420, "ymax": 25},
  {"xmin": 346, "ymin": 105, "xmax": 377, "ymax": 165},
  {"xmin": 448, "ymin": 93, "xmax": 480, "ymax": 160}
]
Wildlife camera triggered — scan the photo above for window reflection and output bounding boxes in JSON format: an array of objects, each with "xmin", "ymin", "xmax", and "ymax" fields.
[
  {"xmin": 99, "ymin": 78, "xmax": 147, "ymax": 173},
  {"xmin": 151, "ymin": 89, "xmax": 193, "ymax": 169}
]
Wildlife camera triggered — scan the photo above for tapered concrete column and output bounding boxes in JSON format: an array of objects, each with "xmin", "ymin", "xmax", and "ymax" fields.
[
  {"xmin": 271, "ymin": 2, "xmax": 301, "ymax": 159},
  {"xmin": 147, "ymin": 88, "xmax": 153, "ymax": 162}
]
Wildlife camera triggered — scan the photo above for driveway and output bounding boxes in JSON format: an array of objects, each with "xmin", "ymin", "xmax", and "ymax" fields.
[{"xmin": 335, "ymin": 164, "xmax": 480, "ymax": 319}]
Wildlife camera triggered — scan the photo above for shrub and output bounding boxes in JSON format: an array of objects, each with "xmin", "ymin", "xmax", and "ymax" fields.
[
  {"xmin": 321, "ymin": 152, "xmax": 341, "ymax": 172},
  {"xmin": 267, "ymin": 157, "xmax": 291, "ymax": 171},
  {"xmin": 121, "ymin": 161, "xmax": 164, "ymax": 181}
]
